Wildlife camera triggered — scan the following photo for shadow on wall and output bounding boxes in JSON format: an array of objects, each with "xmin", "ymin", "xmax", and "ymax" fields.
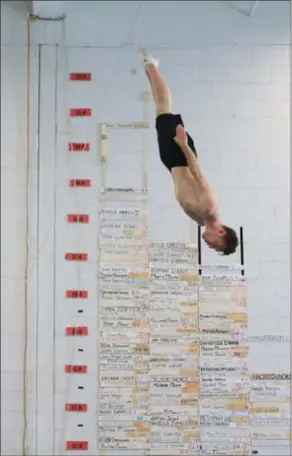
[
  {"xmin": 1, "ymin": 0, "xmax": 32, "ymax": 15},
  {"xmin": 221, "ymin": 0, "xmax": 259, "ymax": 17}
]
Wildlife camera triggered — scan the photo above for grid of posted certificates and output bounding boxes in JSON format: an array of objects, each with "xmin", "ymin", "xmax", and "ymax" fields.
[{"xmin": 97, "ymin": 187, "xmax": 291, "ymax": 456}]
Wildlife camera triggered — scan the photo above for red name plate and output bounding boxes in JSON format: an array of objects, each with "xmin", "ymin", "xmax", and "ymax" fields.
[
  {"xmin": 66, "ymin": 441, "xmax": 88, "ymax": 451},
  {"xmin": 65, "ymin": 365, "xmax": 87, "ymax": 374},
  {"xmin": 68, "ymin": 143, "xmax": 90, "ymax": 152},
  {"xmin": 67, "ymin": 214, "xmax": 89, "ymax": 223},
  {"xmin": 65, "ymin": 403, "xmax": 88, "ymax": 412},
  {"xmin": 66, "ymin": 290, "xmax": 88, "ymax": 299},
  {"xmin": 70, "ymin": 73, "xmax": 91, "ymax": 81},
  {"xmin": 65, "ymin": 253, "xmax": 88, "ymax": 261},
  {"xmin": 66, "ymin": 326, "xmax": 88, "ymax": 336},
  {"xmin": 69, "ymin": 179, "xmax": 91, "ymax": 188},
  {"xmin": 70, "ymin": 108, "xmax": 92, "ymax": 117}
]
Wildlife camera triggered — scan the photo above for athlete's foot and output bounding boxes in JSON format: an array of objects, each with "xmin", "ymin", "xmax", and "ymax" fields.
[{"xmin": 140, "ymin": 47, "xmax": 159, "ymax": 68}]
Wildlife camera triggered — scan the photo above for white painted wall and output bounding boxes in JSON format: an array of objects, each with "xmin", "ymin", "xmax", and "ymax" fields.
[
  {"xmin": 1, "ymin": 1, "xmax": 290, "ymax": 455},
  {"xmin": 1, "ymin": 3, "xmax": 40, "ymax": 455},
  {"xmin": 1, "ymin": 2, "xmax": 28, "ymax": 454}
]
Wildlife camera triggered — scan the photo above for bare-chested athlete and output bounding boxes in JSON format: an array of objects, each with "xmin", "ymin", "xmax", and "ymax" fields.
[{"xmin": 141, "ymin": 48, "xmax": 238, "ymax": 255}]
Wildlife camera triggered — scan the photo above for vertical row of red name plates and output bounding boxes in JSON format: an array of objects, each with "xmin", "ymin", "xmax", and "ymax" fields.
[{"xmin": 65, "ymin": 72, "xmax": 92, "ymax": 452}]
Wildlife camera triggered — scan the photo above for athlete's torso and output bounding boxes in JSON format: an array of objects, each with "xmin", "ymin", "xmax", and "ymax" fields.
[{"xmin": 171, "ymin": 167, "xmax": 219, "ymax": 225}]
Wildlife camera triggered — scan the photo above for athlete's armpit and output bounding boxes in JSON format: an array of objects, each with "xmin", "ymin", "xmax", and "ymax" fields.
[{"xmin": 199, "ymin": 193, "xmax": 220, "ymax": 221}]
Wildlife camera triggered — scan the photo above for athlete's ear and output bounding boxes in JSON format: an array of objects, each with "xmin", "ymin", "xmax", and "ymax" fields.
[{"xmin": 217, "ymin": 226, "xmax": 226, "ymax": 236}]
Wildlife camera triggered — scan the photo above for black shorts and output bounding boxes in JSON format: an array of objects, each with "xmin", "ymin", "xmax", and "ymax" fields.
[{"xmin": 156, "ymin": 113, "xmax": 198, "ymax": 172}]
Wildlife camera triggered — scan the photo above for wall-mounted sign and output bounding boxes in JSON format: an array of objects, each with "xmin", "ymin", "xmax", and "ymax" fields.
[
  {"xmin": 67, "ymin": 214, "xmax": 89, "ymax": 223},
  {"xmin": 70, "ymin": 108, "xmax": 92, "ymax": 117},
  {"xmin": 100, "ymin": 187, "xmax": 148, "ymax": 201},
  {"xmin": 70, "ymin": 73, "xmax": 91, "ymax": 81},
  {"xmin": 65, "ymin": 365, "xmax": 87, "ymax": 374},
  {"xmin": 69, "ymin": 179, "xmax": 91, "ymax": 187},
  {"xmin": 66, "ymin": 326, "xmax": 88, "ymax": 336},
  {"xmin": 66, "ymin": 290, "xmax": 88, "ymax": 299},
  {"xmin": 68, "ymin": 142, "xmax": 90, "ymax": 151},
  {"xmin": 65, "ymin": 253, "xmax": 88, "ymax": 261}
]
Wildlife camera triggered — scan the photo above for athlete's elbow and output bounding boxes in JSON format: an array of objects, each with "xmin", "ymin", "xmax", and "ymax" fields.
[{"xmin": 175, "ymin": 192, "xmax": 183, "ymax": 206}]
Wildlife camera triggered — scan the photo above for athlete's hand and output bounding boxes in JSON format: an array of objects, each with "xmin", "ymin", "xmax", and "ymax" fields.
[{"xmin": 174, "ymin": 125, "xmax": 188, "ymax": 147}]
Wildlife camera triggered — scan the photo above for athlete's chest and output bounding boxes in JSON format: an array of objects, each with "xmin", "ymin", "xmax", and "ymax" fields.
[
  {"xmin": 173, "ymin": 169, "xmax": 207, "ymax": 209},
  {"xmin": 172, "ymin": 171, "xmax": 218, "ymax": 224}
]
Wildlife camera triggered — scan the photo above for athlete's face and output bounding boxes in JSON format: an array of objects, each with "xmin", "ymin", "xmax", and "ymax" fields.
[{"xmin": 202, "ymin": 226, "xmax": 226, "ymax": 252}]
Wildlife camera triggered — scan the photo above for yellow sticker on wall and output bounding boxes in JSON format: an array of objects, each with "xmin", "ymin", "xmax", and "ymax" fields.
[
  {"xmin": 182, "ymin": 382, "xmax": 200, "ymax": 393},
  {"xmin": 187, "ymin": 343, "xmax": 200, "ymax": 355},
  {"xmin": 251, "ymin": 407, "xmax": 280, "ymax": 413},
  {"xmin": 226, "ymin": 313, "xmax": 248, "ymax": 323}
]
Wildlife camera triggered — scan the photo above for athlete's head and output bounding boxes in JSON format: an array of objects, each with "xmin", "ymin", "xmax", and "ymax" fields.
[{"xmin": 202, "ymin": 223, "xmax": 238, "ymax": 255}]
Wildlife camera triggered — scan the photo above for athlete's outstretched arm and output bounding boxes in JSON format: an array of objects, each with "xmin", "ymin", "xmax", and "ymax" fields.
[
  {"xmin": 175, "ymin": 125, "xmax": 219, "ymax": 218},
  {"xmin": 174, "ymin": 125, "xmax": 208, "ymax": 187}
]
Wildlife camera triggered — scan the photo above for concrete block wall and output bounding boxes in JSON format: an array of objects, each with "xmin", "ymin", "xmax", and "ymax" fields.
[
  {"xmin": 1, "ymin": 0, "xmax": 290, "ymax": 454},
  {"xmin": 40, "ymin": 0, "xmax": 289, "ymax": 371}
]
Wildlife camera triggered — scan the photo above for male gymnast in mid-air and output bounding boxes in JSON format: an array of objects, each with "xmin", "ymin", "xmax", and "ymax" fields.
[{"xmin": 140, "ymin": 48, "xmax": 238, "ymax": 255}]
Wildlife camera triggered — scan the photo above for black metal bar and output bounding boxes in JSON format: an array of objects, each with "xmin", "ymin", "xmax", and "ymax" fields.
[
  {"xmin": 239, "ymin": 226, "xmax": 245, "ymax": 276},
  {"xmin": 198, "ymin": 225, "xmax": 202, "ymax": 275}
]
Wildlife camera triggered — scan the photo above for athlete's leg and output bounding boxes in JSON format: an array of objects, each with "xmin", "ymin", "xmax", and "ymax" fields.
[{"xmin": 140, "ymin": 48, "xmax": 172, "ymax": 115}]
